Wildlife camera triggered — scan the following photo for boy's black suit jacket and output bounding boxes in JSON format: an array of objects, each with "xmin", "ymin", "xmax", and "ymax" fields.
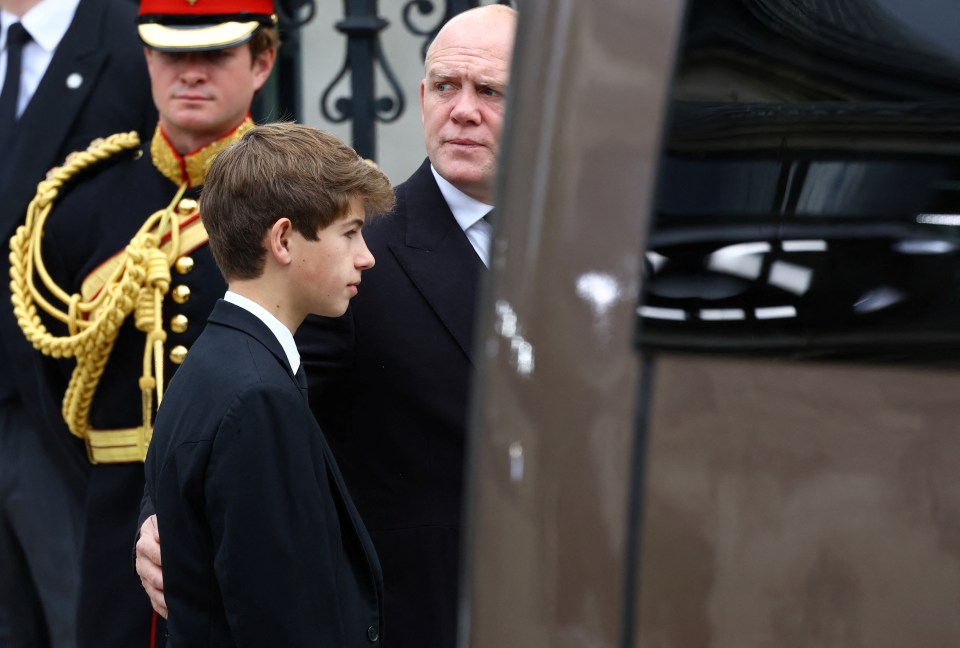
[
  {"xmin": 0, "ymin": 0, "xmax": 155, "ymax": 486},
  {"xmin": 298, "ymin": 158, "xmax": 486, "ymax": 648},
  {"xmin": 146, "ymin": 300, "xmax": 384, "ymax": 646}
]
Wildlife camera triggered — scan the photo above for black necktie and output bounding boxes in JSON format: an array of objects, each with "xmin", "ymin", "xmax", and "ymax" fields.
[
  {"xmin": 0, "ymin": 22, "xmax": 30, "ymax": 145},
  {"xmin": 294, "ymin": 364, "xmax": 308, "ymax": 397}
]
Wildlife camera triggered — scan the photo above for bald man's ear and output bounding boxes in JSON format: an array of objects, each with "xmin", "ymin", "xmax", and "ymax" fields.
[{"xmin": 420, "ymin": 79, "xmax": 427, "ymax": 127}]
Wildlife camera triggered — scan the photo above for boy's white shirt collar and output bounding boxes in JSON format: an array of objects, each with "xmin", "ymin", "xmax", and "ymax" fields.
[{"xmin": 223, "ymin": 291, "xmax": 301, "ymax": 374}]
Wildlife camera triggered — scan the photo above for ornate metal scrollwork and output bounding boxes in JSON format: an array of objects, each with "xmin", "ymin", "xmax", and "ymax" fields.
[
  {"xmin": 318, "ymin": 0, "xmax": 513, "ymax": 159},
  {"xmin": 253, "ymin": 0, "xmax": 318, "ymax": 123},
  {"xmin": 402, "ymin": 0, "xmax": 511, "ymax": 59},
  {"xmin": 275, "ymin": 0, "xmax": 317, "ymax": 29},
  {"xmin": 402, "ymin": 0, "xmax": 442, "ymax": 60},
  {"xmin": 319, "ymin": 1, "xmax": 406, "ymax": 159}
]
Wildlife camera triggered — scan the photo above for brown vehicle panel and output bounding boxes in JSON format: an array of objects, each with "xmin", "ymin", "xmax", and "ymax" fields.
[
  {"xmin": 461, "ymin": 0, "xmax": 686, "ymax": 646},
  {"xmin": 640, "ymin": 355, "xmax": 960, "ymax": 646}
]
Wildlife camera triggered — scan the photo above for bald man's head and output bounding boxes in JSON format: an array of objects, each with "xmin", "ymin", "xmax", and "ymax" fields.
[{"xmin": 419, "ymin": 5, "xmax": 517, "ymax": 204}]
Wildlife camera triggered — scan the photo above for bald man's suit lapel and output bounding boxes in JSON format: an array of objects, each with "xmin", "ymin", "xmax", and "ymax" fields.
[{"xmin": 388, "ymin": 160, "xmax": 485, "ymax": 360}]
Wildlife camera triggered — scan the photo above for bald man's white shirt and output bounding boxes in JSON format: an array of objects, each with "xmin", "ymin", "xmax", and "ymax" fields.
[{"xmin": 431, "ymin": 164, "xmax": 493, "ymax": 267}]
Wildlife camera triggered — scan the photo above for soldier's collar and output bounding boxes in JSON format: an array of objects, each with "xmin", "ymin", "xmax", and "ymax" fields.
[{"xmin": 150, "ymin": 116, "xmax": 255, "ymax": 188}]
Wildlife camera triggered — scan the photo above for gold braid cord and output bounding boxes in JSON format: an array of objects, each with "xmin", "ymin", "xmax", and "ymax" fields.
[{"xmin": 9, "ymin": 131, "xmax": 190, "ymax": 458}]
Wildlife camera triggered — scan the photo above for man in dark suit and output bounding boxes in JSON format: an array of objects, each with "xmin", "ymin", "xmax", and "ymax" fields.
[
  {"xmin": 136, "ymin": 5, "xmax": 517, "ymax": 647},
  {"xmin": 296, "ymin": 7, "xmax": 516, "ymax": 646},
  {"xmin": 0, "ymin": 0, "xmax": 153, "ymax": 645},
  {"xmin": 146, "ymin": 123, "xmax": 393, "ymax": 646}
]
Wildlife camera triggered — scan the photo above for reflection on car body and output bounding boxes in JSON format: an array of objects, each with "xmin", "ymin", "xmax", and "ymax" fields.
[{"xmin": 641, "ymin": 0, "xmax": 960, "ymax": 363}]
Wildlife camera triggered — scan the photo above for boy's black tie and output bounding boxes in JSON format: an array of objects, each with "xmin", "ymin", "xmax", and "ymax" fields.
[
  {"xmin": 0, "ymin": 22, "xmax": 31, "ymax": 146},
  {"xmin": 294, "ymin": 364, "xmax": 308, "ymax": 396}
]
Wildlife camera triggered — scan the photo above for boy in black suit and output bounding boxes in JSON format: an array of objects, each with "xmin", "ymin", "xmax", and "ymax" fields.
[{"xmin": 144, "ymin": 122, "xmax": 394, "ymax": 646}]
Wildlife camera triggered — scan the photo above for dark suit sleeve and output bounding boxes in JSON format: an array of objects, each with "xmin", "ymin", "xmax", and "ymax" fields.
[
  {"xmin": 136, "ymin": 488, "xmax": 155, "ymax": 539},
  {"xmin": 206, "ymin": 384, "xmax": 344, "ymax": 646}
]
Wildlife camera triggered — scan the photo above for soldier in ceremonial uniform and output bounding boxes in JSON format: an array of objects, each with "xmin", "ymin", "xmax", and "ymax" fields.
[{"xmin": 8, "ymin": 1, "xmax": 277, "ymax": 645}]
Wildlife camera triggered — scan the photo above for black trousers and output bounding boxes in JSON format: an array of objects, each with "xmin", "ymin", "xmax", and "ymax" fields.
[
  {"xmin": 0, "ymin": 397, "xmax": 84, "ymax": 648},
  {"xmin": 76, "ymin": 463, "xmax": 156, "ymax": 648}
]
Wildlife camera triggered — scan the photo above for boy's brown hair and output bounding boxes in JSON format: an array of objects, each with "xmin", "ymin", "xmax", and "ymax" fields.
[{"xmin": 201, "ymin": 122, "xmax": 394, "ymax": 280}]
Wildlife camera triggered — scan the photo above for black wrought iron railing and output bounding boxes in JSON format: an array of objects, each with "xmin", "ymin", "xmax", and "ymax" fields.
[{"xmin": 320, "ymin": 0, "xmax": 406, "ymax": 160}]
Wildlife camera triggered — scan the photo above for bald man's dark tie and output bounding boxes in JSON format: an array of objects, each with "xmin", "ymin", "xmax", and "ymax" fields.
[{"xmin": 0, "ymin": 22, "xmax": 30, "ymax": 146}]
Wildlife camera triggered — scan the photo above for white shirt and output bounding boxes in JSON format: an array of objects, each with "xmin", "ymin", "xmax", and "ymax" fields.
[
  {"xmin": 223, "ymin": 291, "xmax": 302, "ymax": 375},
  {"xmin": 430, "ymin": 165, "xmax": 494, "ymax": 267},
  {"xmin": 1, "ymin": 0, "xmax": 80, "ymax": 119}
]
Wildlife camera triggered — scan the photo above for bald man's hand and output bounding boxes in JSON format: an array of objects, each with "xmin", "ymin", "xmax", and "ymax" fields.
[{"xmin": 135, "ymin": 514, "xmax": 167, "ymax": 619}]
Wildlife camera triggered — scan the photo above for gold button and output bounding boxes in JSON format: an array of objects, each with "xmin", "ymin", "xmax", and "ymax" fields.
[
  {"xmin": 169, "ymin": 345, "xmax": 188, "ymax": 365},
  {"xmin": 176, "ymin": 198, "xmax": 199, "ymax": 215},
  {"xmin": 174, "ymin": 256, "xmax": 194, "ymax": 275},
  {"xmin": 170, "ymin": 314, "xmax": 189, "ymax": 334},
  {"xmin": 171, "ymin": 285, "xmax": 191, "ymax": 304}
]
